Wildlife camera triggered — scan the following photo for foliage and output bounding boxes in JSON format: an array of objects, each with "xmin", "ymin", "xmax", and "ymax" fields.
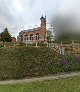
[
  {"xmin": 0, "ymin": 47, "xmax": 80, "ymax": 80},
  {"xmin": 46, "ymin": 30, "xmax": 53, "ymax": 42},
  {"xmin": 63, "ymin": 53, "xmax": 80, "ymax": 72},
  {"xmin": 0, "ymin": 47, "xmax": 60, "ymax": 80},
  {"xmin": 0, "ymin": 28, "xmax": 12, "ymax": 42}
]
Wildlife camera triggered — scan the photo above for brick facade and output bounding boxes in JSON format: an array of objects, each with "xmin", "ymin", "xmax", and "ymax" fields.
[
  {"xmin": 17, "ymin": 15, "xmax": 47, "ymax": 43},
  {"xmin": 11, "ymin": 37, "xmax": 16, "ymax": 42}
]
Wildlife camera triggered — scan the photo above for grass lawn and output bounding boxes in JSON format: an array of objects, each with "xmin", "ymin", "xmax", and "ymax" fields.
[{"xmin": 0, "ymin": 77, "xmax": 80, "ymax": 92}]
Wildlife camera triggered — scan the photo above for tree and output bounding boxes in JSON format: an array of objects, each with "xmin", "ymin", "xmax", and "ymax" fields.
[
  {"xmin": 46, "ymin": 30, "xmax": 54, "ymax": 43},
  {"xmin": 0, "ymin": 28, "xmax": 12, "ymax": 42}
]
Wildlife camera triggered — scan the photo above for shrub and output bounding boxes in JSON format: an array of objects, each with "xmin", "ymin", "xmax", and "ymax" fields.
[
  {"xmin": 63, "ymin": 53, "xmax": 80, "ymax": 72},
  {"xmin": 0, "ymin": 47, "xmax": 80, "ymax": 80}
]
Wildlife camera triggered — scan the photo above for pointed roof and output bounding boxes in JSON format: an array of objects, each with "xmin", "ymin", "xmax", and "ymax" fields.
[{"xmin": 40, "ymin": 15, "xmax": 45, "ymax": 20}]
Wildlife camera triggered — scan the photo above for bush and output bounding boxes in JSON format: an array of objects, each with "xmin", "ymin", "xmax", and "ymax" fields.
[
  {"xmin": 0, "ymin": 47, "xmax": 80, "ymax": 80},
  {"xmin": 0, "ymin": 47, "xmax": 60, "ymax": 80},
  {"xmin": 64, "ymin": 53, "xmax": 80, "ymax": 71}
]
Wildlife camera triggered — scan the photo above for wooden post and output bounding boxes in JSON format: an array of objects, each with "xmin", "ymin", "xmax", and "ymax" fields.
[
  {"xmin": 47, "ymin": 42, "xmax": 48, "ymax": 47},
  {"xmin": 4, "ymin": 45, "xmax": 6, "ymax": 47},
  {"xmin": 62, "ymin": 47, "xmax": 65, "ymax": 55},
  {"xmin": 36, "ymin": 42, "xmax": 38, "ymax": 47},
  {"xmin": 14, "ymin": 44, "xmax": 15, "ymax": 47},
  {"xmin": 72, "ymin": 40, "xmax": 74, "ymax": 45},
  {"xmin": 26, "ymin": 42, "xmax": 27, "ymax": 46},
  {"xmin": 59, "ymin": 47, "xmax": 65, "ymax": 55}
]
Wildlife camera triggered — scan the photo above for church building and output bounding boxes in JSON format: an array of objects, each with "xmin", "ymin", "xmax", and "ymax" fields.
[{"xmin": 17, "ymin": 15, "xmax": 48, "ymax": 43}]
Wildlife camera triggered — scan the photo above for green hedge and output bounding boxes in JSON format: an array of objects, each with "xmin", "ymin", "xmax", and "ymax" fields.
[
  {"xmin": 0, "ymin": 42, "xmax": 47, "ymax": 47},
  {"xmin": 0, "ymin": 47, "xmax": 58, "ymax": 80},
  {"xmin": 0, "ymin": 47, "xmax": 80, "ymax": 80},
  {"xmin": 25, "ymin": 43, "xmax": 47, "ymax": 47},
  {"xmin": 0, "ymin": 42, "xmax": 26, "ymax": 47}
]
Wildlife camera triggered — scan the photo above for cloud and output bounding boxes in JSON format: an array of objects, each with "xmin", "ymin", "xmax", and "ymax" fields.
[
  {"xmin": 0, "ymin": 0, "xmax": 80, "ymax": 37},
  {"xmin": 0, "ymin": 0, "xmax": 57, "ymax": 37},
  {"xmin": 56, "ymin": 0, "xmax": 80, "ymax": 31}
]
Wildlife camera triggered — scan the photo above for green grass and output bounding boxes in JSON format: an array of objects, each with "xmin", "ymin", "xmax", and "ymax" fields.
[{"xmin": 0, "ymin": 77, "xmax": 80, "ymax": 92}]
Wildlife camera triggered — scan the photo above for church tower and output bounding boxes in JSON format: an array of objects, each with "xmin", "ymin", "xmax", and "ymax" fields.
[
  {"xmin": 40, "ymin": 15, "xmax": 46, "ymax": 35},
  {"xmin": 40, "ymin": 15, "xmax": 47, "ymax": 42}
]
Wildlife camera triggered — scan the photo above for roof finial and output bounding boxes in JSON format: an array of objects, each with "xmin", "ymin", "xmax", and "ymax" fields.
[
  {"xmin": 40, "ymin": 15, "xmax": 44, "ymax": 20},
  {"xmin": 45, "ymin": 15, "xmax": 46, "ymax": 19}
]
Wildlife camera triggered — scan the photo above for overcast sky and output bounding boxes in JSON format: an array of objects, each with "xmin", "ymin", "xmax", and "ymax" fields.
[{"xmin": 0, "ymin": 0, "xmax": 80, "ymax": 37}]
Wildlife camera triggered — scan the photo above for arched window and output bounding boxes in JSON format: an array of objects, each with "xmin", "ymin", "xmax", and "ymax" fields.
[
  {"xmin": 36, "ymin": 33, "xmax": 39, "ymax": 40},
  {"xmin": 20, "ymin": 35, "xmax": 23, "ymax": 41},
  {"xmin": 25, "ymin": 35, "xmax": 28, "ymax": 41},
  {"xmin": 30, "ymin": 34, "xmax": 33, "ymax": 41}
]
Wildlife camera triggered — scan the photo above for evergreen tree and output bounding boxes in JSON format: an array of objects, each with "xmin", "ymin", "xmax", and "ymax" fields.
[{"xmin": 0, "ymin": 28, "xmax": 12, "ymax": 42}]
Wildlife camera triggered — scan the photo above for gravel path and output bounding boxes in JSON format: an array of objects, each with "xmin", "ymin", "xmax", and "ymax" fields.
[{"xmin": 0, "ymin": 72, "xmax": 80, "ymax": 85}]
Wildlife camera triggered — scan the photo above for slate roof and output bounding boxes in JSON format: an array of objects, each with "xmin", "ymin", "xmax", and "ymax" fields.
[{"xmin": 20, "ymin": 27, "xmax": 41, "ymax": 34}]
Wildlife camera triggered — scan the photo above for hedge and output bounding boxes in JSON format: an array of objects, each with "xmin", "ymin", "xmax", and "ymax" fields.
[
  {"xmin": 0, "ymin": 42, "xmax": 47, "ymax": 47},
  {"xmin": 0, "ymin": 42, "xmax": 26, "ymax": 47},
  {"xmin": 0, "ymin": 47, "xmax": 80, "ymax": 80}
]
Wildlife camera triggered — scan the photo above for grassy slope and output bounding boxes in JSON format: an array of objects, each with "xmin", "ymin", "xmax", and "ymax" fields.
[{"xmin": 0, "ymin": 77, "xmax": 80, "ymax": 92}]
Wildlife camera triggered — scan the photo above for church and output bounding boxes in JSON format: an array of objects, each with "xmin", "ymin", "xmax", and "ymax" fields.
[{"xmin": 17, "ymin": 15, "xmax": 48, "ymax": 43}]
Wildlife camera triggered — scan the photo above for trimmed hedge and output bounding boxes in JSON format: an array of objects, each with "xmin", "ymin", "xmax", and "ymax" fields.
[
  {"xmin": 0, "ymin": 47, "xmax": 59, "ymax": 80},
  {"xmin": 0, "ymin": 42, "xmax": 47, "ymax": 47},
  {"xmin": 0, "ymin": 42, "xmax": 26, "ymax": 47},
  {"xmin": 0, "ymin": 47, "xmax": 80, "ymax": 80}
]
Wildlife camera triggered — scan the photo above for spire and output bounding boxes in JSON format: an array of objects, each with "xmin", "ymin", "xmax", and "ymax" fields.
[
  {"xmin": 40, "ymin": 15, "xmax": 45, "ymax": 20},
  {"xmin": 45, "ymin": 15, "xmax": 46, "ymax": 19},
  {"xmin": 45, "ymin": 15, "xmax": 46, "ymax": 21}
]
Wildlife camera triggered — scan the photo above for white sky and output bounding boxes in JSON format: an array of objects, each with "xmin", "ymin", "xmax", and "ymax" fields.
[{"xmin": 0, "ymin": 0, "xmax": 80, "ymax": 37}]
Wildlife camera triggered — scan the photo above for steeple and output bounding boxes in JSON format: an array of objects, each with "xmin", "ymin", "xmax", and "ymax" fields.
[
  {"xmin": 40, "ymin": 15, "xmax": 45, "ymax": 20},
  {"xmin": 40, "ymin": 15, "xmax": 46, "ymax": 35},
  {"xmin": 45, "ymin": 15, "xmax": 46, "ymax": 19}
]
